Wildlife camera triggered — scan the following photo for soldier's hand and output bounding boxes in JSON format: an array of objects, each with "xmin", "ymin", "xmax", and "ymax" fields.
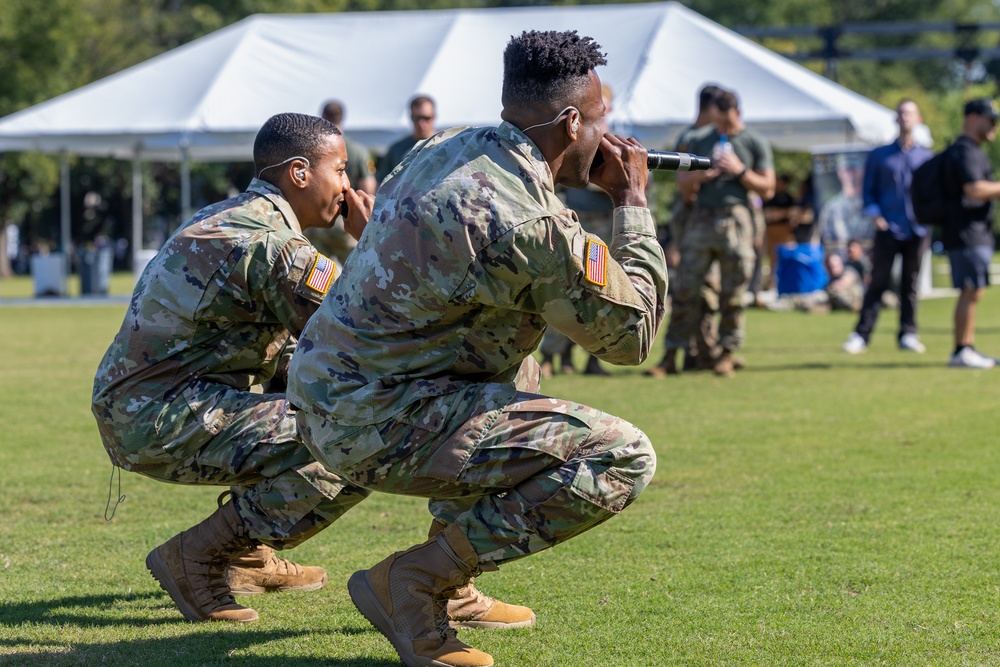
[
  {"xmin": 589, "ymin": 134, "xmax": 648, "ymax": 208},
  {"xmin": 714, "ymin": 151, "xmax": 745, "ymax": 177},
  {"xmin": 343, "ymin": 188, "xmax": 374, "ymax": 241}
]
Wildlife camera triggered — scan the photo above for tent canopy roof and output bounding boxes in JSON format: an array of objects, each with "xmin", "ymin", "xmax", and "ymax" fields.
[{"xmin": 0, "ymin": 2, "xmax": 897, "ymax": 161}]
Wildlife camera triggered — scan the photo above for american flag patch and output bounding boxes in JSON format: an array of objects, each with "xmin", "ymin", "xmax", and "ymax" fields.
[
  {"xmin": 584, "ymin": 238, "xmax": 607, "ymax": 286},
  {"xmin": 305, "ymin": 254, "xmax": 337, "ymax": 294}
]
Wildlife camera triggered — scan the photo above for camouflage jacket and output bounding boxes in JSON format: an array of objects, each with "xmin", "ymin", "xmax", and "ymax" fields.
[
  {"xmin": 288, "ymin": 122, "xmax": 667, "ymax": 428},
  {"xmin": 92, "ymin": 179, "xmax": 337, "ymax": 457}
]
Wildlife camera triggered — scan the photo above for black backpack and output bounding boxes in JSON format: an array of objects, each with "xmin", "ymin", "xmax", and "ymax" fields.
[{"xmin": 910, "ymin": 145, "xmax": 955, "ymax": 226}]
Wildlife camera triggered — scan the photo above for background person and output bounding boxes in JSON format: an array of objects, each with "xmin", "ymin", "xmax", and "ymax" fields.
[
  {"xmin": 92, "ymin": 113, "xmax": 375, "ymax": 623},
  {"xmin": 663, "ymin": 88, "xmax": 775, "ymax": 377},
  {"xmin": 942, "ymin": 98, "xmax": 1000, "ymax": 368},
  {"xmin": 648, "ymin": 83, "xmax": 723, "ymax": 377},
  {"xmin": 288, "ymin": 30, "xmax": 663, "ymax": 667},
  {"xmin": 842, "ymin": 99, "xmax": 933, "ymax": 355},
  {"xmin": 376, "ymin": 94, "xmax": 437, "ymax": 183}
]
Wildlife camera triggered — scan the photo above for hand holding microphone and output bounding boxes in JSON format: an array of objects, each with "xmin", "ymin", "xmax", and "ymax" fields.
[
  {"xmin": 646, "ymin": 150, "xmax": 713, "ymax": 171},
  {"xmin": 589, "ymin": 136, "xmax": 713, "ymax": 208}
]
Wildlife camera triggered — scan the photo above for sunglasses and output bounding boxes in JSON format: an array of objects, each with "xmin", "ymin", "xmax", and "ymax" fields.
[{"xmin": 412, "ymin": 115, "xmax": 434, "ymax": 122}]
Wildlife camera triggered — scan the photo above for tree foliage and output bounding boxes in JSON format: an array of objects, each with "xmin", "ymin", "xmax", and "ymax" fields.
[{"xmin": 3, "ymin": 0, "xmax": 1000, "ymax": 275}]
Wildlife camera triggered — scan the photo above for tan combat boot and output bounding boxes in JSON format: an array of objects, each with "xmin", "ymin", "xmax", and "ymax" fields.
[
  {"xmin": 644, "ymin": 348, "xmax": 678, "ymax": 378},
  {"xmin": 226, "ymin": 544, "xmax": 328, "ymax": 595},
  {"xmin": 428, "ymin": 520, "xmax": 535, "ymax": 630},
  {"xmin": 146, "ymin": 502, "xmax": 259, "ymax": 622},
  {"xmin": 348, "ymin": 523, "xmax": 494, "ymax": 667},
  {"xmin": 714, "ymin": 350, "xmax": 736, "ymax": 377}
]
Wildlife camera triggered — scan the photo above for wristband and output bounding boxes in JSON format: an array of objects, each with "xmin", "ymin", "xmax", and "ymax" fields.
[{"xmin": 736, "ymin": 167, "xmax": 748, "ymax": 180}]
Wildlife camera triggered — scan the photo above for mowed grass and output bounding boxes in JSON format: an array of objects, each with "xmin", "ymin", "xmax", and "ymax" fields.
[{"xmin": 1, "ymin": 283, "xmax": 1000, "ymax": 666}]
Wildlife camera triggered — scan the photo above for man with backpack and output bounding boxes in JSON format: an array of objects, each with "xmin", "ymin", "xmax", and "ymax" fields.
[
  {"xmin": 842, "ymin": 99, "xmax": 933, "ymax": 355},
  {"xmin": 941, "ymin": 98, "xmax": 1000, "ymax": 368}
]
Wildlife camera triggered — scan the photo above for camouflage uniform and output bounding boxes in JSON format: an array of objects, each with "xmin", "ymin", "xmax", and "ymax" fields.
[
  {"xmin": 539, "ymin": 186, "xmax": 614, "ymax": 365},
  {"xmin": 664, "ymin": 124, "xmax": 719, "ymax": 363},
  {"xmin": 288, "ymin": 122, "xmax": 665, "ymax": 564},
  {"xmin": 92, "ymin": 179, "xmax": 369, "ymax": 549},
  {"xmin": 665, "ymin": 127, "xmax": 773, "ymax": 352}
]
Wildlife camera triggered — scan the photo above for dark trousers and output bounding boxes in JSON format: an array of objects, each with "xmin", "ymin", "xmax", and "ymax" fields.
[{"xmin": 854, "ymin": 231, "xmax": 930, "ymax": 341}]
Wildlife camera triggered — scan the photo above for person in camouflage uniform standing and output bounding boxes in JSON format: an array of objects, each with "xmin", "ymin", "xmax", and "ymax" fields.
[
  {"xmin": 649, "ymin": 84, "xmax": 723, "ymax": 377},
  {"xmin": 288, "ymin": 30, "xmax": 664, "ymax": 667},
  {"xmin": 664, "ymin": 89, "xmax": 775, "ymax": 377},
  {"xmin": 91, "ymin": 113, "xmax": 377, "ymax": 623}
]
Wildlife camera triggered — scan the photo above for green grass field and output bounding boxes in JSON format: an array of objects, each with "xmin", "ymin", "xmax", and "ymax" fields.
[{"xmin": 2, "ymin": 276, "xmax": 999, "ymax": 666}]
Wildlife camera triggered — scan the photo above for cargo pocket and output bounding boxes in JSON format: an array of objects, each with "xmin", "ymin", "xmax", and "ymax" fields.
[
  {"xmin": 154, "ymin": 382, "xmax": 231, "ymax": 458},
  {"xmin": 401, "ymin": 383, "xmax": 518, "ymax": 483},
  {"xmin": 568, "ymin": 463, "xmax": 635, "ymax": 514},
  {"xmin": 299, "ymin": 417, "xmax": 381, "ymax": 474}
]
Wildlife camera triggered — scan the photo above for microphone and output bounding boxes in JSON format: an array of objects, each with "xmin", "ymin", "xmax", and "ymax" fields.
[{"xmin": 647, "ymin": 150, "xmax": 713, "ymax": 171}]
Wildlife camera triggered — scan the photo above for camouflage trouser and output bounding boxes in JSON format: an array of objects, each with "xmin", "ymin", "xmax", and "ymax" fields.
[
  {"xmin": 125, "ymin": 380, "xmax": 370, "ymax": 549},
  {"xmin": 665, "ymin": 205, "xmax": 755, "ymax": 351},
  {"xmin": 664, "ymin": 202, "xmax": 720, "ymax": 356},
  {"xmin": 297, "ymin": 358, "xmax": 655, "ymax": 565},
  {"xmin": 827, "ymin": 281, "xmax": 864, "ymax": 312},
  {"xmin": 539, "ymin": 327, "xmax": 574, "ymax": 358}
]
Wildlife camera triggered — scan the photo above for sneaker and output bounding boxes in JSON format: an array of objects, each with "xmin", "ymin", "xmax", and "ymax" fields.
[
  {"xmin": 842, "ymin": 332, "xmax": 867, "ymax": 354},
  {"xmin": 898, "ymin": 333, "xmax": 926, "ymax": 354},
  {"xmin": 947, "ymin": 347, "xmax": 996, "ymax": 369}
]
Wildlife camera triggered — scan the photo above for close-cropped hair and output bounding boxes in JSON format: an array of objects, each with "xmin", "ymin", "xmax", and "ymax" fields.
[
  {"xmin": 502, "ymin": 30, "xmax": 607, "ymax": 107},
  {"xmin": 698, "ymin": 84, "xmax": 724, "ymax": 112},
  {"xmin": 715, "ymin": 90, "xmax": 739, "ymax": 113},
  {"xmin": 321, "ymin": 100, "xmax": 345, "ymax": 126},
  {"xmin": 253, "ymin": 113, "xmax": 341, "ymax": 181},
  {"xmin": 409, "ymin": 95, "xmax": 435, "ymax": 112}
]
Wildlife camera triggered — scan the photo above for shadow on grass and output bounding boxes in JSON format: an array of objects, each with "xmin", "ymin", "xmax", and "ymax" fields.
[
  {"xmin": 0, "ymin": 631, "xmax": 400, "ymax": 666},
  {"xmin": 0, "ymin": 592, "xmax": 400, "ymax": 666},
  {"xmin": 741, "ymin": 359, "xmax": 953, "ymax": 373},
  {"xmin": 0, "ymin": 591, "xmax": 172, "ymax": 628}
]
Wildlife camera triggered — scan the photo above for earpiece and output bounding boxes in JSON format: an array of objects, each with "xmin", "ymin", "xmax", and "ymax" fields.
[
  {"xmin": 571, "ymin": 120, "xmax": 580, "ymax": 132},
  {"xmin": 296, "ymin": 169, "xmax": 306, "ymax": 179}
]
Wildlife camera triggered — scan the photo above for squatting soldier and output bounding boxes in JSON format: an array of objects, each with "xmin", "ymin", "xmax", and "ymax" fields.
[
  {"xmin": 288, "ymin": 30, "xmax": 664, "ymax": 667},
  {"xmin": 92, "ymin": 113, "xmax": 528, "ymax": 629},
  {"xmin": 664, "ymin": 89, "xmax": 775, "ymax": 377},
  {"xmin": 92, "ymin": 113, "xmax": 375, "ymax": 622}
]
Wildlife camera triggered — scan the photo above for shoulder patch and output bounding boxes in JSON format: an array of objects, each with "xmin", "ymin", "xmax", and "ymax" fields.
[
  {"xmin": 304, "ymin": 253, "xmax": 338, "ymax": 295},
  {"xmin": 584, "ymin": 238, "xmax": 608, "ymax": 287}
]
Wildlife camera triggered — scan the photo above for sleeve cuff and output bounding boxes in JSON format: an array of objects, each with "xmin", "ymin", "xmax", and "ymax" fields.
[{"xmin": 613, "ymin": 206, "xmax": 656, "ymax": 237}]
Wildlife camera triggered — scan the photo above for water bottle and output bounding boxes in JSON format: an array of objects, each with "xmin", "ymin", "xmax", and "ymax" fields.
[{"xmin": 711, "ymin": 134, "xmax": 733, "ymax": 164}]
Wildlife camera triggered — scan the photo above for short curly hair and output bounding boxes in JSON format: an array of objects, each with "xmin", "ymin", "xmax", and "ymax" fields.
[
  {"xmin": 253, "ymin": 113, "xmax": 341, "ymax": 183},
  {"xmin": 502, "ymin": 30, "xmax": 607, "ymax": 108}
]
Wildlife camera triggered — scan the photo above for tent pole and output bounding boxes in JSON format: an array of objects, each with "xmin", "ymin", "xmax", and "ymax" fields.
[
  {"xmin": 132, "ymin": 152, "xmax": 143, "ymax": 275},
  {"xmin": 180, "ymin": 145, "xmax": 192, "ymax": 224},
  {"xmin": 59, "ymin": 152, "xmax": 71, "ymax": 258}
]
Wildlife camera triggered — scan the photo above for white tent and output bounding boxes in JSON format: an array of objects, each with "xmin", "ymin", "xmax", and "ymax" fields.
[
  {"xmin": 0, "ymin": 1, "xmax": 896, "ymax": 161},
  {"xmin": 0, "ymin": 2, "xmax": 898, "ymax": 278}
]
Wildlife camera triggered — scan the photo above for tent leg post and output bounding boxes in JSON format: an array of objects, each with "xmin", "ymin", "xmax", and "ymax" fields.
[
  {"xmin": 180, "ymin": 145, "xmax": 191, "ymax": 224},
  {"xmin": 132, "ymin": 153, "xmax": 143, "ymax": 276}
]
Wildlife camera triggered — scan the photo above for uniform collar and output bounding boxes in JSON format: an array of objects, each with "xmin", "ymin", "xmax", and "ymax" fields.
[
  {"xmin": 246, "ymin": 178, "xmax": 303, "ymax": 235},
  {"xmin": 495, "ymin": 121, "xmax": 555, "ymax": 193}
]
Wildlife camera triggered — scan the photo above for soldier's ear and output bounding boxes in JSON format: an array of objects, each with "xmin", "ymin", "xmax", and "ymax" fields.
[
  {"xmin": 290, "ymin": 158, "xmax": 311, "ymax": 188},
  {"xmin": 567, "ymin": 109, "xmax": 581, "ymax": 139}
]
